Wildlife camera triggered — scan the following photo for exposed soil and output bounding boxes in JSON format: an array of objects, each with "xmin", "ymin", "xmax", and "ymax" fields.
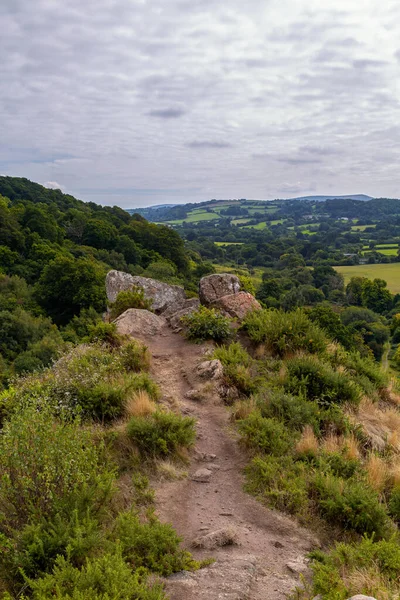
[{"xmin": 134, "ymin": 324, "xmax": 318, "ymax": 600}]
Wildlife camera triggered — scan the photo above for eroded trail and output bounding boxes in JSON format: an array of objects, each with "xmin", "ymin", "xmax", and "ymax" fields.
[{"xmin": 135, "ymin": 324, "xmax": 316, "ymax": 600}]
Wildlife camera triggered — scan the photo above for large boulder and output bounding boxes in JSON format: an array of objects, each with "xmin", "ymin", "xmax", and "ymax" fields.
[
  {"xmin": 199, "ymin": 273, "xmax": 240, "ymax": 306},
  {"xmin": 114, "ymin": 309, "xmax": 167, "ymax": 338},
  {"xmin": 212, "ymin": 291, "xmax": 261, "ymax": 320},
  {"xmin": 106, "ymin": 270, "xmax": 186, "ymax": 313}
]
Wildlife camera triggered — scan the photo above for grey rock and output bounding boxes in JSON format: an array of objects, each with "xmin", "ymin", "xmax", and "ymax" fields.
[
  {"xmin": 167, "ymin": 299, "xmax": 201, "ymax": 332},
  {"xmin": 286, "ymin": 557, "xmax": 309, "ymax": 576},
  {"xmin": 199, "ymin": 273, "xmax": 241, "ymax": 306},
  {"xmin": 114, "ymin": 309, "xmax": 167, "ymax": 338},
  {"xmin": 106, "ymin": 270, "xmax": 186, "ymax": 313},
  {"xmin": 347, "ymin": 597, "xmax": 377, "ymax": 600},
  {"xmin": 192, "ymin": 468, "xmax": 212, "ymax": 482},
  {"xmin": 162, "ymin": 297, "xmax": 200, "ymax": 319},
  {"xmin": 197, "ymin": 359, "xmax": 224, "ymax": 381},
  {"xmin": 192, "ymin": 527, "xmax": 239, "ymax": 550},
  {"xmin": 211, "ymin": 291, "xmax": 261, "ymax": 320}
]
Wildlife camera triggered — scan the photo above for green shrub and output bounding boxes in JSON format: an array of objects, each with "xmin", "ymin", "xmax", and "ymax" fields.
[
  {"xmin": 314, "ymin": 451, "xmax": 360, "ymax": 479},
  {"xmin": 127, "ymin": 411, "xmax": 196, "ymax": 457},
  {"xmin": 245, "ymin": 455, "xmax": 309, "ymax": 516},
  {"xmin": 27, "ymin": 552, "xmax": 165, "ymax": 600},
  {"xmin": 309, "ymin": 536, "xmax": 400, "ymax": 600},
  {"xmin": 117, "ymin": 340, "xmax": 151, "ymax": 372},
  {"xmin": 311, "ymin": 473, "xmax": 390, "ymax": 538},
  {"xmin": 238, "ymin": 275, "xmax": 256, "ymax": 296},
  {"xmin": 182, "ymin": 306, "xmax": 231, "ymax": 342},
  {"xmin": 213, "ymin": 343, "xmax": 256, "ymax": 394},
  {"xmin": 114, "ymin": 511, "xmax": 197, "ymax": 576},
  {"xmin": 388, "ymin": 485, "xmax": 400, "ymax": 523},
  {"xmin": 238, "ymin": 413, "xmax": 294, "ymax": 456},
  {"xmin": 1, "ymin": 344, "xmax": 159, "ymax": 423},
  {"xmin": 257, "ymin": 389, "xmax": 322, "ymax": 433},
  {"xmin": 0, "ymin": 405, "xmax": 113, "ymax": 531},
  {"xmin": 285, "ymin": 355, "xmax": 361, "ymax": 406},
  {"xmin": 214, "ymin": 342, "xmax": 251, "ymax": 367},
  {"xmin": 242, "ymin": 308, "xmax": 327, "ymax": 357},
  {"xmin": 86, "ymin": 321, "xmax": 123, "ymax": 347},
  {"xmin": 109, "ymin": 287, "xmax": 153, "ymax": 320}
]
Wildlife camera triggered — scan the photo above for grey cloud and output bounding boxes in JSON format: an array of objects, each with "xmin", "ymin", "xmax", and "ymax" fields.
[
  {"xmin": 0, "ymin": 0, "xmax": 399, "ymax": 206},
  {"xmin": 187, "ymin": 141, "xmax": 233, "ymax": 149},
  {"xmin": 147, "ymin": 108, "xmax": 187, "ymax": 119}
]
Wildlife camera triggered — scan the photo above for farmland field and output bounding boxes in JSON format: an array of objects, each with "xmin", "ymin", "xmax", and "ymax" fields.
[
  {"xmin": 335, "ymin": 263, "xmax": 400, "ymax": 293},
  {"xmin": 351, "ymin": 224, "xmax": 376, "ymax": 231},
  {"xmin": 214, "ymin": 241, "xmax": 244, "ymax": 246}
]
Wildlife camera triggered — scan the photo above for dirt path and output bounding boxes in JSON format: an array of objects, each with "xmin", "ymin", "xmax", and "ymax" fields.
[{"xmin": 136, "ymin": 324, "xmax": 317, "ymax": 600}]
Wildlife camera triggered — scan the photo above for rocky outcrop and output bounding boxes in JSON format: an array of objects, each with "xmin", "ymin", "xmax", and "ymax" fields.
[
  {"xmin": 199, "ymin": 273, "xmax": 240, "ymax": 306},
  {"xmin": 114, "ymin": 309, "xmax": 167, "ymax": 337},
  {"xmin": 196, "ymin": 359, "xmax": 224, "ymax": 381},
  {"xmin": 106, "ymin": 270, "xmax": 186, "ymax": 313},
  {"xmin": 211, "ymin": 291, "xmax": 261, "ymax": 319},
  {"xmin": 163, "ymin": 298, "xmax": 201, "ymax": 332}
]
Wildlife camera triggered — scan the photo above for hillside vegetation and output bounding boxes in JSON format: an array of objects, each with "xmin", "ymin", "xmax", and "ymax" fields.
[{"xmin": 0, "ymin": 177, "xmax": 209, "ymax": 384}]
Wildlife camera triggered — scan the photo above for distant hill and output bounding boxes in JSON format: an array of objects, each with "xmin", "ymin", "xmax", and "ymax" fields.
[{"xmin": 285, "ymin": 194, "xmax": 373, "ymax": 202}]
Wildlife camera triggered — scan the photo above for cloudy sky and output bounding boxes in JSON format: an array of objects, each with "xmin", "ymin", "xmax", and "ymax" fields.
[{"xmin": 1, "ymin": 0, "xmax": 400, "ymax": 207}]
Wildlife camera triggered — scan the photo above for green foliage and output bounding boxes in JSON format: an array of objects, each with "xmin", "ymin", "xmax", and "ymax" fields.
[
  {"xmin": 127, "ymin": 411, "xmax": 196, "ymax": 457},
  {"xmin": 311, "ymin": 473, "xmax": 390, "ymax": 538},
  {"xmin": 245, "ymin": 455, "xmax": 309, "ymax": 516},
  {"xmin": 26, "ymin": 552, "xmax": 165, "ymax": 600},
  {"xmin": 238, "ymin": 275, "xmax": 256, "ymax": 296},
  {"xmin": 35, "ymin": 255, "xmax": 107, "ymax": 325},
  {"xmin": 86, "ymin": 321, "xmax": 124, "ymax": 347},
  {"xmin": 182, "ymin": 306, "xmax": 232, "ymax": 342},
  {"xmin": 242, "ymin": 309, "xmax": 327, "ymax": 357},
  {"xmin": 0, "ymin": 405, "xmax": 113, "ymax": 532},
  {"xmin": 214, "ymin": 342, "xmax": 255, "ymax": 395},
  {"xmin": 309, "ymin": 536, "xmax": 400, "ymax": 600},
  {"xmin": 285, "ymin": 355, "xmax": 361, "ymax": 406},
  {"xmin": 388, "ymin": 485, "xmax": 400, "ymax": 523},
  {"xmin": 0, "ymin": 343, "xmax": 158, "ymax": 423},
  {"xmin": 256, "ymin": 389, "xmax": 324, "ymax": 434},
  {"xmin": 114, "ymin": 511, "xmax": 196, "ymax": 576},
  {"xmin": 109, "ymin": 287, "xmax": 153, "ymax": 320},
  {"xmin": 238, "ymin": 413, "xmax": 294, "ymax": 456}
]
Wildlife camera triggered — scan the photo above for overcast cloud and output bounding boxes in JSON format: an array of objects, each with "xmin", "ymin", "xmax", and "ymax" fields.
[{"xmin": 1, "ymin": 0, "xmax": 400, "ymax": 207}]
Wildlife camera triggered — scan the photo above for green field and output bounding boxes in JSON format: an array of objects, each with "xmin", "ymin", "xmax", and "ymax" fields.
[
  {"xmin": 231, "ymin": 218, "xmax": 252, "ymax": 225},
  {"xmin": 168, "ymin": 211, "xmax": 221, "ymax": 224},
  {"xmin": 243, "ymin": 221, "xmax": 268, "ymax": 230},
  {"xmin": 351, "ymin": 224, "xmax": 376, "ymax": 231},
  {"xmin": 334, "ymin": 263, "xmax": 400, "ymax": 293}
]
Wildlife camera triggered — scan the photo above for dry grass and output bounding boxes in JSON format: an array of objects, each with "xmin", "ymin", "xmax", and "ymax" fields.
[
  {"xmin": 366, "ymin": 454, "xmax": 388, "ymax": 493},
  {"xmin": 344, "ymin": 566, "xmax": 397, "ymax": 600},
  {"xmin": 125, "ymin": 390, "xmax": 156, "ymax": 418},
  {"xmin": 321, "ymin": 434, "xmax": 361, "ymax": 460},
  {"xmin": 349, "ymin": 397, "xmax": 400, "ymax": 452},
  {"xmin": 156, "ymin": 459, "xmax": 188, "ymax": 481},
  {"xmin": 231, "ymin": 398, "xmax": 258, "ymax": 421},
  {"xmin": 296, "ymin": 426, "xmax": 319, "ymax": 456}
]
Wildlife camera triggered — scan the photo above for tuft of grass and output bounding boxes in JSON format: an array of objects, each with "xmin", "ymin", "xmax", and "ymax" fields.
[
  {"xmin": 125, "ymin": 390, "xmax": 156, "ymax": 419},
  {"xmin": 296, "ymin": 426, "xmax": 319, "ymax": 457},
  {"xmin": 366, "ymin": 454, "xmax": 388, "ymax": 494}
]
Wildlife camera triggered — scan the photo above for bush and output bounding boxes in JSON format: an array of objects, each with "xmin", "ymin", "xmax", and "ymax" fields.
[
  {"xmin": 86, "ymin": 321, "xmax": 123, "ymax": 347},
  {"xmin": 388, "ymin": 485, "xmax": 400, "ymax": 523},
  {"xmin": 309, "ymin": 536, "xmax": 400, "ymax": 600},
  {"xmin": 242, "ymin": 309, "xmax": 327, "ymax": 357},
  {"xmin": 285, "ymin": 355, "xmax": 361, "ymax": 406},
  {"xmin": 238, "ymin": 413, "xmax": 294, "ymax": 456},
  {"xmin": 245, "ymin": 455, "xmax": 309, "ymax": 516},
  {"xmin": 1, "ymin": 344, "xmax": 159, "ymax": 423},
  {"xmin": 182, "ymin": 306, "xmax": 231, "ymax": 342},
  {"xmin": 114, "ymin": 511, "xmax": 196, "ymax": 576},
  {"xmin": 109, "ymin": 287, "xmax": 153, "ymax": 320},
  {"xmin": 214, "ymin": 343, "xmax": 256, "ymax": 394},
  {"xmin": 312, "ymin": 473, "xmax": 390, "ymax": 538},
  {"xmin": 127, "ymin": 411, "xmax": 196, "ymax": 457},
  {"xmin": 0, "ymin": 405, "xmax": 113, "ymax": 531},
  {"xmin": 27, "ymin": 552, "xmax": 165, "ymax": 600},
  {"xmin": 257, "ymin": 389, "xmax": 322, "ymax": 433}
]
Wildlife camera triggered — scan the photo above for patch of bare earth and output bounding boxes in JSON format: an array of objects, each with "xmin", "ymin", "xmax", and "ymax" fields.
[{"xmin": 133, "ymin": 323, "xmax": 317, "ymax": 600}]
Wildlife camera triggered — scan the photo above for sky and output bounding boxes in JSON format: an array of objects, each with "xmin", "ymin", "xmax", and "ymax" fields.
[{"xmin": 1, "ymin": 0, "xmax": 400, "ymax": 208}]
